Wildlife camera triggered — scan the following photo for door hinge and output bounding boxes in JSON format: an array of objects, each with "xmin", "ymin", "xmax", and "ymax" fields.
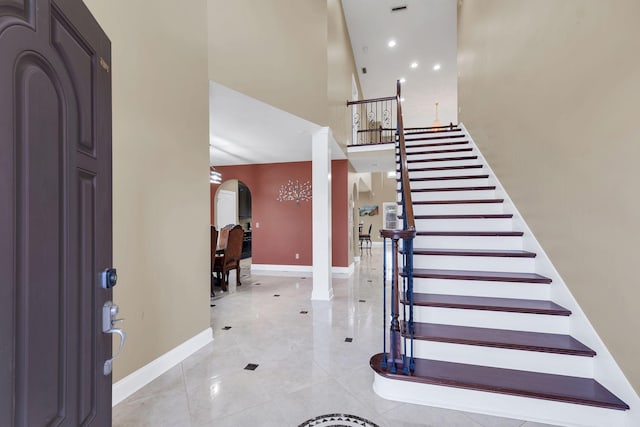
[{"xmin": 99, "ymin": 57, "xmax": 110, "ymax": 73}]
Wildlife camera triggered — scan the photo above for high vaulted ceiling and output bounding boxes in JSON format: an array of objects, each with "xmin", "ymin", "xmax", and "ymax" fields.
[
  {"xmin": 342, "ymin": 0, "xmax": 458, "ymax": 128},
  {"xmin": 209, "ymin": 0, "xmax": 458, "ymax": 168}
]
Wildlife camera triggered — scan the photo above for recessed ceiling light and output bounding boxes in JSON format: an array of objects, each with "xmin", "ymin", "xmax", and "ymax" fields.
[
  {"xmin": 433, "ymin": 63, "xmax": 441, "ymax": 71},
  {"xmin": 411, "ymin": 62, "xmax": 418, "ymax": 69},
  {"xmin": 388, "ymin": 40, "xmax": 396, "ymax": 48},
  {"xmin": 400, "ymin": 97, "xmax": 405, "ymax": 102},
  {"xmin": 399, "ymin": 77, "xmax": 406, "ymax": 83}
]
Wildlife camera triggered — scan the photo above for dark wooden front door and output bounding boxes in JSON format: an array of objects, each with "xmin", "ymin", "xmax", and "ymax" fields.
[{"xmin": 0, "ymin": 0, "xmax": 113, "ymax": 425}]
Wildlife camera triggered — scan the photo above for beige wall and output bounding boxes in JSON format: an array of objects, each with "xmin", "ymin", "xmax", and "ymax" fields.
[
  {"xmin": 84, "ymin": 0, "xmax": 211, "ymax": 381},
  {"xmin": 207, "ymin": 0, "xmax": 361, "ymax": 144},
  {"xmin": 207, "ymin": 0, "xmax": 329, "ymax": 126},
  {"xmin": 327, "ymin": 0, "xmax": 362, "ymax": 145},
  {"xmin": 458, "ymin": 0, "xmax": 640, "ymax": 392}
]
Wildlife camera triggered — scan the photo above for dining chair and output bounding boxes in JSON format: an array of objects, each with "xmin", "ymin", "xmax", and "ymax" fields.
[
  {"xmin": 210, "ymin": 226, "xmax": 219, "ymax": 296},
  {"xmin": 359, "ymin": 223, "xmax": 373, "ymax": 255},
  {"xmin": 216, "ymin": 224, "xmax": 235, "ymax": 254},
  {"xmin": 213, "ymin": 225, "xmax": 244, "ymax": 291}
]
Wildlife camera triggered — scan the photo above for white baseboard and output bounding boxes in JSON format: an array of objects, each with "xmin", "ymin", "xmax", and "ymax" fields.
[
  {"xmin": 112, "ymin": 327, "xmax": 213, "ymax": 406},
  {"xmin": 251, "ymin": 263, "xmax": 354, "ymax": 276},
  {"xmin": 332, "ymin": 263, "xmax": 354, "ymax": 276}
]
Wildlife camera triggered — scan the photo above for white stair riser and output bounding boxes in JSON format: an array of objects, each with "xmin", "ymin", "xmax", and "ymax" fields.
[
  {"xmin": 413, "ymin": 235, "xmax": 523, "ymax": 250},
  {"xmin": 412, "ymin": 218, "xmax": 513, "ymax": 231},
  {"xmin": 404, "ymin": 146, "xmax": 470, "ymax": 155},
  {"xmin": 412, "ymin": 254, "xmax": 534, "ymax": 272},
  {"xmin": 404, "ymin": 159, "xmax": 479, "ymax": 169},
  {"xmin": 372, "ymin": 374, "xmax": 628, "ymax": 427},
  {"xmin": 413, "ymin": 278, "xmax": 549, "ymax": 300},
  {"xmin": 413, "ymin": 203, "xmax": 504, "ymax": 215},
  {"xmin": 406, "ymin": 190, "xmax": 496, "ymax": 202},
  {"xmin": 400, "ymin": 178, "xmax": 490, "ymax": 189},
  {"xmin": 409, "ymin": 306, "xmax": 569, "ymax": 334},
  {"xmin": 407, "ymin": 168, "xmax": 485, "ymax": 179},
  {"xmin": 400, "ymin": 150, "xmax": 475, "ymax": 161},
  {"xmin": 408, "ymin": 341, "xmax": 592, "ymax": 378},
  {"xmin": 405, "ymin": 135, "xmax": 466, "ymax": 144}
]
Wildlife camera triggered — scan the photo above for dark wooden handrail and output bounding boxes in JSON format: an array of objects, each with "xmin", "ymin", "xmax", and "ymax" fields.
[
  {"xmin": 347, "ymin": 95, "xmax": 396, "ymax": 106},
  {"xmin": 396, "ymin": 80, "xmax": 415, "ymax": 231}
]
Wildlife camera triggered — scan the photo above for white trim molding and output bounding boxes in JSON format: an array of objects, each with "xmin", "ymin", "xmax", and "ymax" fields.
[
  {"xmin": 251, "ymin": 263, "xmax": 354, "ymax": 276},
  {"xmin": 112, "ymin": 327, "xmax": 213, "ymax": 406}
]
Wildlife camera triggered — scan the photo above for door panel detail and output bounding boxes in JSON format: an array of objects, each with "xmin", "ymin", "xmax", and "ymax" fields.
[
  {"xmin": 78, "ymin": 170, "xmax": 97, "ymax": 424},
  {"xmin": 51, "ymin": 13, "xmax": 95, "ymax": 156},
  {"xmin": 15, "ymin": 57, "xmax": 65, "ymax": 427}
]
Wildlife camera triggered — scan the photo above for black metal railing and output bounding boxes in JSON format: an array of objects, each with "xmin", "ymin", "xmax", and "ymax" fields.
[
  {"xmin": 347, "ymin": 96, "xmax": 397, "ymax": 145},
  {"xmin": 380, "ymin": 81, "xmax": 416, "ymax": 374}
]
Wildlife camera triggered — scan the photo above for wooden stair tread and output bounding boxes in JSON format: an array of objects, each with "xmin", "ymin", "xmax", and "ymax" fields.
[
  {"xmin": 405, "ymin": 134, "xmax": 466, "ymax": 142},
  {"xmin": 404, "ymin": 186, "xmax": 496, "ymax": 193},
  {"xmin": 402, "ymin": 322, "xmax": 594, "ymax": 356},
  {"xmin": 412, "ymin": 248, "xmax": 535, "ymax": 257},
  {"xmin": 405, "ymin": 293, "xmax": 570, "ymax": 315},
  {"xmin": 403, "ymin": 147, "xmax": 473, "ymax": 155},
  {"xmin": 369, "ymin": 354, "xmax": 629, "ymax": 410},
  {"xmin": 409, "ymin": 214, "xmax": 513, "ymax": 219},
  {"xmin": 404, "ymin": 155, "xmax": 478, "ymax": 164},
  {"xmin": 402, "ymin": 165, "xmax": 484, "ymax": 173},
  {"xmin": 404, "ymin": 128, "xmax": 461, "ymax": 135},
  {"xmin": 409, "ymin": 174, "xmax": 489, "ymax": 182},
  {"xmin": 404, "ymin": 141, "xmax": 469, "ymax": 149},
  {"xmin": 410, "ymin": 198, "xmax": 503, "ymax": 205},
  {"xmin": 408, "ymin": 268, "xmax": 552, "ymax": 283},
  {"xmin": 416, "ymin": 231, "xmax": 523, "ymax": 237}
]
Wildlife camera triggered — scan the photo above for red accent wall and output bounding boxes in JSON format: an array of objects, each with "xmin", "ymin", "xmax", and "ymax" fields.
[
  {"xmin": 331, "ymin": 160, "xmax": 349, "ymax": 267},
  {"xmin": 210, "ymin": 160, "xmax": 349, "ymax": 267}
]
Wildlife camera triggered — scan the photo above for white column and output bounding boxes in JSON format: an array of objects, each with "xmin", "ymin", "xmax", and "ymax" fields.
[{"xmin": 311, "ymin": 127, "xmax": 333, "ymax": 301}]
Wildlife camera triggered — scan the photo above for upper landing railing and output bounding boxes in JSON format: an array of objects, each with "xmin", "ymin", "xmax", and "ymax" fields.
[{"xmin": 347, "ymin": 95, "xmax": 397, "ymax": 146}]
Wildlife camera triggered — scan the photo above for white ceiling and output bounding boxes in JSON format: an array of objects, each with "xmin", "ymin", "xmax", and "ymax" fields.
[
  {"xmin": 209, "ymin": 1, "xmax": 458, "ymax": 170},
  {"xmin": 342, "ymin": 0, "xmax": 458, "ymax": 128},
  {"xmin": 209, "ymin": 82, "xmax": 345, "ymax": 166}
]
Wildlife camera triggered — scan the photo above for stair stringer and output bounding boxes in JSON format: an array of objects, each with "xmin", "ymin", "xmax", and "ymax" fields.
[{"xmin": 458, "ymin": 122, "xmax": 640, "ymax": 425}]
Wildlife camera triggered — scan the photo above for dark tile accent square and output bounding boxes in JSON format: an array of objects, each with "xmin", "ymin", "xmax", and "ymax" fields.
[
  {"xmin": 222, "ymin": 326, "xmax": 232, "ymax": 330},
  {"xmin": 274, "ymin": 294, "xmax": 280, "ymax": 297},
  {"xmin": 244, "ymin": 363, "xmax": 259, "ymax": 371},
  {"xmin": 359, "ymin": 299, "xmax": 366, "ymax": 303},
  {"xmin": 367, "ymin": 280, "xmax": 373, "ymax": 283},
  {"xmin": 210, "ymin": 304, "xmax": 216, "ymax": 307},
  {"xmin": 254, "ymin": 282, "xmax": 261, "ymax": 286},
  {"xmin": 344, "ymin": 337, "xmax": 353, "ymax": 343},
  {"xmin": 300, "ymin": 310, "xmax": 308, "ymax": 314}
]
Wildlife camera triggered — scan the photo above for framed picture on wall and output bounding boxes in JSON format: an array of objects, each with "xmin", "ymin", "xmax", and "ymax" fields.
[{"xmin": 359, "ymin": 205, "xmax": 379, "ymax": 216}]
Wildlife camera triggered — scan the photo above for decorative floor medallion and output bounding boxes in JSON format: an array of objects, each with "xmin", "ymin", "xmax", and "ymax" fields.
[{"xmin": 298, "ymin": 413, "xmax": 380, "ymax": 427}]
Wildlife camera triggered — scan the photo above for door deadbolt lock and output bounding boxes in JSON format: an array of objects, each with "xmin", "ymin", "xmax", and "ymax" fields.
[
  {"xmin": 102, "ymin": 301, "xmax": 126, "ymax": 375},
  {"xmin": 101, "ymin": 268, "xmax": 118, "ymax": 289}
]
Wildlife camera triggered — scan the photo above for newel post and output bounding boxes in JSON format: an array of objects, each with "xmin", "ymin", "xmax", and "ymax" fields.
[{"xmin": 380, "ymin": 228, "xmax": 416, "ymax": 374}]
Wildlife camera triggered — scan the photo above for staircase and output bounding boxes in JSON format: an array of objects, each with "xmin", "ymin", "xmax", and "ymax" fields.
[{"xmin": 371, "ymin": 121, "xmax": 637, "ymax": 426}]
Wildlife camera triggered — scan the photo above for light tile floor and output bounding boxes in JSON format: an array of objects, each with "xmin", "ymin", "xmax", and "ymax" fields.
[{"xmin": 113, "ymin": 249, "xmax": 558, "ymax": 427}]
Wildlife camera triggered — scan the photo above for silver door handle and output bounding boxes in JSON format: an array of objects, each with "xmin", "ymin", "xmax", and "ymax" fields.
[{"xmin": 103, "ymin": 301, "xmax": 126, "ymax": 375}]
